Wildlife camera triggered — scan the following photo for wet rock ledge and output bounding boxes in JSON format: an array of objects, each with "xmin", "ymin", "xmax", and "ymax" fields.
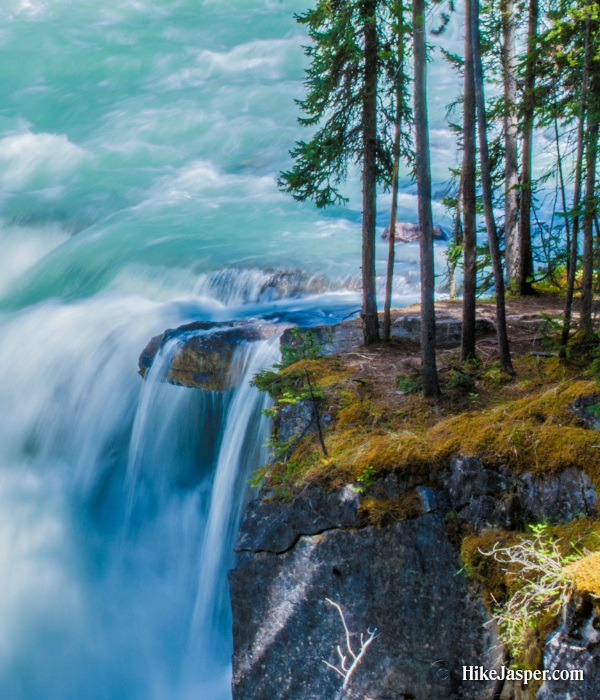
[{"xmin": 138, "ymin": 320, "xmax": 278, "ymax": 390}]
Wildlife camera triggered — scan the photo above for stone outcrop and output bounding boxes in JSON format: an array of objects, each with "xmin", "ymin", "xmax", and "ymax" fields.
[
  {"xmin": 235, "ymin": 485, "xmax": 362, "ymax": 554},
  {"xmin": 279, "ymin": 323, "xmax": 364, "ymax": 356},
  {"xmin": 279, "ymin": 315, "xmax": 496, "ymax": 355},
  {"xmin": 231, "ymin": 507, "xmax": 503, "ymax": 700},
  {"xmin": 138, "ymin": 320, "xmax": 278, "ymax": 390},
  {"xmin": 258, "ymin": 270, "xmax": 328, "ymax": 300},
  {"xmin": 447, "ymin": 457, "xmax": 597, "ymax": 530},
  {"xmin": 537, "ymin": 595, "xmax": 600, "ymax": 700},
  {"xmin": 382, "ymin": 222, "xmax": 448, "ymax": 243},
  {"xmin": 571, "ymin": 394, "xmax": 600, "ymax": 431},
  {"xmin": 392, "ymin": 316, "xmax": 496, "ymax": 349}
]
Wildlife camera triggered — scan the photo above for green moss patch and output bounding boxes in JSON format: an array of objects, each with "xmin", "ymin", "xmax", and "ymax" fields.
[
  {"xmin": 461, "ymin": 519, "xmax": 600, "ymax": 671},
  {"xmin": 263, "ymin": 372, "xmax": 600, "ymax": 493}
]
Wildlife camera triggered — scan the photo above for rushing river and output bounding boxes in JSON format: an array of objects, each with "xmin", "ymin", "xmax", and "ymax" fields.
[{"xmin": 0, "ymin": 1, "xmax": 459, "ymax": 698}]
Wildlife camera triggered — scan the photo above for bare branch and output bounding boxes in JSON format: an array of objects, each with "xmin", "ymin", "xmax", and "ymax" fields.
[
  {"xmin": 322, "ymin": 598, "xmax": 379, "ymax": 693},
  {"xmin": 326, "ymin": 598, "xmax": 356, "ymax": 659}
]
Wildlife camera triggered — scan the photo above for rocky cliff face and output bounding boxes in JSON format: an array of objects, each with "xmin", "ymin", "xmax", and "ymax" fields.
[
  {"xmin": 230, "ymin": 490, "xmax": 502, "ymax": 699},
  {"xmin": 230, "ymin": 453, "xmax": 598, "ymax": 700}
]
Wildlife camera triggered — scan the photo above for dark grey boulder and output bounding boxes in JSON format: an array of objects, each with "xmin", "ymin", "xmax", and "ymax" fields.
[
  {"xmin": 537, "ymin": 594, "xmax": 600, "ymax": 700},
  {"xmin": 280, "ymin": 323, "xmax": 363, "ymax": 356},
  {"xmin": 518, "ymin": 468, "xmax": 597, "ymax": 524},
  {"xmin": 447, "ymin": 457, "xmax": 521, "ymax": 530},
  {"xmin": 391, "ymin": 316, "xmax": 496, "ymax": 349},
  {"xmin": 382, "ymin": 222, "xmax": 448, "ymax": 243},
  {"xmin": 571, "ymin": 394, "xmax": 600, "ymax": 431},
  {"xmin": 446, "ymin": 457, "xmax": 597, "ymax": 530}
]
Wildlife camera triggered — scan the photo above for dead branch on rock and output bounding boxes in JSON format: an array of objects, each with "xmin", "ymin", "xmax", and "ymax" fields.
[{"xmin": 322, "ymin": 598, "xmax": 378, "ymax": 693}]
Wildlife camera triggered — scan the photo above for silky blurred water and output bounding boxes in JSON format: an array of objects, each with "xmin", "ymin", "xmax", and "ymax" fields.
[{"xmin": 0, "ymin": 1, "xmax": 465, "ymax": 698}]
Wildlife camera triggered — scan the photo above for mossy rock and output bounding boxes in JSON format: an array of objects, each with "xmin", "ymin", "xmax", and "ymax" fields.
[{"xmin": 565, "ymin": 552, "xmax": 600, "ymax": 597}]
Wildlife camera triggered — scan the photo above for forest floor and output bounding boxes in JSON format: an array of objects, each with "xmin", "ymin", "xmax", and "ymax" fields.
[{"xmin": 259, "ymin": 292, "xmax": 600, "ymax": 494}]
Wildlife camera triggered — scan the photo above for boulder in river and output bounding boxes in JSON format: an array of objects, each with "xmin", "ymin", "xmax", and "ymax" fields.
[{"xmin": 382, "ymin": 221, "xmax": 448, "ymax": 243}]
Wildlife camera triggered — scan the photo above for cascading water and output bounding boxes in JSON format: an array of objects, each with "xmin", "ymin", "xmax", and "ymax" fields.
[{"xmin": 0, "ymin": 293, "xmax": 280, "ymax": 699}]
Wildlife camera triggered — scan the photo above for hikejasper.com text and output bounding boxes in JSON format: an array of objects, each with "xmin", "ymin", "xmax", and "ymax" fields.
[{"xmin": 463, "ymin": 666, "xmax": 584, "ymax": 685}]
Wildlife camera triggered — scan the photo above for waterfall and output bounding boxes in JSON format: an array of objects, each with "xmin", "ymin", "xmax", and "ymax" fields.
[{"xmin": 0, "ymin": 294, "xmax": 278, "ymax": 700}]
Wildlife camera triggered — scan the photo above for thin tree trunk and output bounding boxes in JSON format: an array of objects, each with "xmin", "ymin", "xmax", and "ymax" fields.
[
  {"xmin": 448, "ymin": 172, "xmax": 463, "ymax": 298},
  {"xmin": 383, "ymin": 124, "xmax": 400, "ymax": 342},
  {"xmin": 501, "ymin": 0, "xmax": 520, "ymax": 290},
  {"xmin": 383, "ymin": 2, "xmax": 406, "ymax": 342},
  {"xmin": 553, "ymin": 109, "xmax": 570, "ymax": 279},
  {"xmin": 595, "ymin": 215, "xmax": 600, "ymax": 292},
  {"xmin": 517, "ymin": 0, "xmax": 538, "ymax": 295},
  {"xmin": 361, "ymin": 0, "xmax": 380, "ymax": 345},
  {"xmin": 461, "ymin": 0, "xmax": 477, "ymax": 362},
  {"xmin": 580, "ymin": 103, "xmax": 599, "ymax": 341},
  {"xmin": 561, "ymin": 15, "xmax": 590, "ymax": 355},
  {"xmin": 413, "ymin": 0, "xmax": 440, "ymax": 398},
  {"xmin": 472, "ymin": 0, "xmax": 514, "ymax": 375}
]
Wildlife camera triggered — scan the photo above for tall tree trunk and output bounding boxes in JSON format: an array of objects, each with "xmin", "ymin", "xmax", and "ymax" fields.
[
  {"xmin": 561, "ymin": 15, "xmax": 590, "ymax": 355},
  {"xmin": 413, "ymin": 0, "xmax": 440, "ymax": 398},
  {"xmin": 383, "ymin": 1, "xmax": 406, "ymax": 342},
  {"xmin": 472, "ymin": 0, "xmax": 514, "ymax": 375},
  {"xmin": 595, "ymin": 215, "xmax": 600, "ymax": 293},
  {"xmin": 383, "ymin": 123, "xmax": 401, "ymax": 342},
  {"xmin": 501, "ymin": 0, "xmax": 520, "ymax": 290},
  {"xmin": 360, "ymin": 0, "xmax": 380, "ymax": 345},
  {"xmin": 580, "ymin": 91, "xmax": 599, "ymax": 341},
  {"xmin": 517, "ymin": 0, "xmax": 538, "ymax": 295},
  {"xmin": 461, "ymin": 0, "xmax": 477, "ymax": 362}
]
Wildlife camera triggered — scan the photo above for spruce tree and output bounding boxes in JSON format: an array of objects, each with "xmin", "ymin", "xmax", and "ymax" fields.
[
  {"xmin": 413, "ymin": 0, "xmax": 440, "ymax": 398},
  {"xmin": 280, "ymin": 0, "xmax": 389, "ymax": 345}
]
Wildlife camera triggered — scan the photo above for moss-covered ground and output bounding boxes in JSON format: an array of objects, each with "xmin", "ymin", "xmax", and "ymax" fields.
[{"xmin": 260, "ymin": 296, "xmax": 600, "ymax": 495}]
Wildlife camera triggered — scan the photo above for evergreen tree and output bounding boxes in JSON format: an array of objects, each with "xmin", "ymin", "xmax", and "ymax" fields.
[
  {"xmin": 461, "ymin": 0, "xmax": 477, "ymax": 362},
  {"xmin": 280, "ymin": 0, "xmax": 390, "ymax": 345},
  {"xmin": 413, "ymin": 0, "xmax": 441, "ymax": 398},
  {"xmin": 579, "ymin": 11, "xmax": 600, "ymax": 342}
]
